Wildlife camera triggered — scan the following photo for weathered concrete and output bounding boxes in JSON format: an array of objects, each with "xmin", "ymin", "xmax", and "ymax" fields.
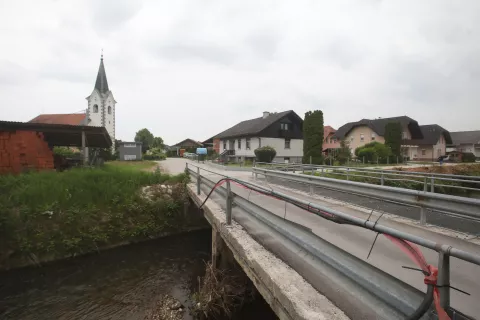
[
  {"xmin": 187, "ymin": 184, "xmax": 349, "ymax": 320},
  {"xmin": 167, "ymin": 158, "xmax": 480, "ymax": 317}
]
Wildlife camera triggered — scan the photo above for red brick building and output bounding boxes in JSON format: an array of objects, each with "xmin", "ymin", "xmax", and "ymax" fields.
[{"xmin": 0, "ymin": 121, "xmax": 111, "ymax": 174}]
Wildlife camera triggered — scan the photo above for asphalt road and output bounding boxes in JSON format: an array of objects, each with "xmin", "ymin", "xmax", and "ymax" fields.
[{"xmin": 161, "ymin": 158, "xmax": 480, "ymax": 318}]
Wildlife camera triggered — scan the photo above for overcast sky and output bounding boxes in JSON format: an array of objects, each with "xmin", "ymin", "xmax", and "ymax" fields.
[{"xmin": 1, "ymin": 0, "xmax": 479, "ymax": 145}]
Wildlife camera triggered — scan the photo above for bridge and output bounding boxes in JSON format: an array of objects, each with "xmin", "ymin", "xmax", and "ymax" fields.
[{"xmin": 161, "ymin": 158, "xmax": 480, "ymax": 320}]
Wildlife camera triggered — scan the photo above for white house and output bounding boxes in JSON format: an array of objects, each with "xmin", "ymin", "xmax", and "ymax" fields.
[{"xmin": 215, "ymin": 110, "xmax": 304, "ymax": 163}]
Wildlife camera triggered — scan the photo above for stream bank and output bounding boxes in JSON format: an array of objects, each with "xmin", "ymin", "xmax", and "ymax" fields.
[{"xmin": 0, "ymin": 229, "xmax": 277, "ymax": 320}]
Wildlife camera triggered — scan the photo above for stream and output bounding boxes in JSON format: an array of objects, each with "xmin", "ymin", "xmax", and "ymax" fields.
[{"xmin": 0, "ymin": 229, "xmax": 276, "ymax": 320}]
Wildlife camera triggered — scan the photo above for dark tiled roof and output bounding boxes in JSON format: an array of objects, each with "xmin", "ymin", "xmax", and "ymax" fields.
[
  {"xmin": 450, "ymin": 131, "xmax": 480, "ymax": 145},
  {"xmin": 403, "ymin": 125, "xmax": 452, "ymax": 145},
  {"xmin": 215, "ymin": 110, "xmax": 297, "ymax": 139},
  {"xmin": 95, "ymin": 56, "xmax": 109, "ymax": 94},
  {"xmin": 333, "ymin": 116, "xmax": 419, "ymax": 139},
  {"xmin": 29, "ymin": 113, "xmax": 86, "ymax": 125},
  {"xmin": 172, "ymin": 138, "xmax": 203, "ymax": 147}
]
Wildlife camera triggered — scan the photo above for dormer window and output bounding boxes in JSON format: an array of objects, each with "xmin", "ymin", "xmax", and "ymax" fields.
[
  {"xmin": 93, "ymin": 104, "xmax": 98, "ymax": 113},
  {"xmin": 280, "ymin": 123, "xmax": 289, "ymax": 130},
  {"xmin": 108, "ymin": 106, "xmax": 112, "ymax": 114}
]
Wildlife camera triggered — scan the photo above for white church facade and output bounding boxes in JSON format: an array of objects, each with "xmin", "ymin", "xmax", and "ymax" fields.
[{"xmin": 29, "ymin": 54, "xmax": 116, "ymax": 152}]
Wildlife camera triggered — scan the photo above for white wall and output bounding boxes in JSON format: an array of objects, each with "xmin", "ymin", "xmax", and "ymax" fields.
[
  {"xmin": 87, "ymin": 90, "xmax": 102, "ymax": 127},
  {"xmin": 104, "ymin": 92, "xmax": 116, "ymax": 143},
  {"xmin": 219, "ymin": 136, "xmax": 303, "ymax": 159},
  {"xmin": 260, "ymin": 137, "xmax": 303, "ymax": 157},
  {"xmin": 87, "ymin": 89, "xmax": 116, "ymax": 151}
]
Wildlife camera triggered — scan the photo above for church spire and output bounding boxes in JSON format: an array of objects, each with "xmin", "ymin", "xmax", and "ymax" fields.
[{"xmin": 94, "ymin": 52, "xmax": 109, "ymax": 94}]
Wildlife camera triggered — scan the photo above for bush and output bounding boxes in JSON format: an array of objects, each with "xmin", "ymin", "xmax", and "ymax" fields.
[
  {"xmin": 462, "ymin": 152, "xmax": 476, "ymax": 163},
  {"xmin": 53, "ymin": 147, "xmax": 79, "ymax": 158},
  {"xmin": 143, "ymin": 154, "xmax": 166, "ymax": 160},
  {"xmin": 254, "ymin": 146, "xmax": 276, "ymax": 163},
  {"xmin": 355, "ymin": 142, "xmax": 392, "ymax": 163}
]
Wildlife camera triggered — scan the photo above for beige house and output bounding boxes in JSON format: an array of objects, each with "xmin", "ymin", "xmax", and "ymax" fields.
[{"xmin": 333, "ymin": 116, "xmax": 451, "ymax": 161}]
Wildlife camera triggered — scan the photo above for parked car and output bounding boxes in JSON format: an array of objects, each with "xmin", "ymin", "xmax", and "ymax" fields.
[{"xmin": 437, "ymin": 155, "xmax": 449, "ymax": 162}]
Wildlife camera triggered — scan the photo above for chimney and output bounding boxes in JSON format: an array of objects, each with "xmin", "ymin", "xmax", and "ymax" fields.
[{"xmin": 263, "ymin": 111, "xmax": 270, "ymax": 119}]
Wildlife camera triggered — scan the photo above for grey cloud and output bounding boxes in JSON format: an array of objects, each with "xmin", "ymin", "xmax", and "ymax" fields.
[
  {"xmin": 316, "ymin": 36, "xmax": 366, "ymax": 69},
  {"xmin": 90, "ymin": 0, "xmax": 144, "ymax": 36},
  {"xmin": 155, "ymin": 42, "xmax": 237, "ymax": 65},
  {"xmin": 0, "ymin": 61, "xmax": 36, "ymax": 86},
  {"xmin": 245, "ymin": 31, "xmax": 281, "ymax": 60}
]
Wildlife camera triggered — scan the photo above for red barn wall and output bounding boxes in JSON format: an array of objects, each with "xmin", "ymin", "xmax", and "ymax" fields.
[{"xmin": 0, "ymin": 131, "xmax": 54, "ymax": 174}]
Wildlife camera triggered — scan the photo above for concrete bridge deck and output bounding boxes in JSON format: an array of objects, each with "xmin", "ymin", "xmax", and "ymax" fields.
[{"xmin": 161, "ymin": 158, "xmax": 480, "ymax": 319}]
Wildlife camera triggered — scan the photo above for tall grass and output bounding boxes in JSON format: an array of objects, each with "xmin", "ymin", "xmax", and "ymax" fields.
[
  {"xmin": 0, "ymin": 165, "xmax": 184, "ymax": 212},
  {"xmin": 0, "ymin": 166, "xmax": 190, "ymax": 268}
]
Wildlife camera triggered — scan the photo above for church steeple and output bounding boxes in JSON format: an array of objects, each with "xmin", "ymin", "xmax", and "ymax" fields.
[{"xmin": 94, "ymin": 53, "xmax": 109, "ymax": 94}]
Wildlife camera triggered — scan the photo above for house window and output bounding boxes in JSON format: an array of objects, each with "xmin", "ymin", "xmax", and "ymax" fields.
[
  {"xmin": 93, "ymin": 104, "xmax": 98, "ymax": 113},
  {"xmin": 402, "ymin": 131, "xmax": 408, "ymax": 139},
  {"xmin": 238, "ymin": 139, "xmax": 241, "ymax": 149},
  {"xmin": 284, "ymin": 157, "xmax": 290, "ymax": 163},
  {"xmin": 422, "ymin": 149, "xmax": 426, "ymax": 156},
  {"xmin": 280, "ymin": 123, "xmax": 289, "ymax": 130},
  {"xmin": 246, "ymin": 138, "xmax": 251, "ymax": 150},
  {"xmin": 108, "ymin": 106, "xmax": 112, "ymax": 114},
  {"xmin": 360, "ymin": 134, "xmax": 365, "ymax": 142},
  {"xmin": 223, "ymin": 141, "xmax": 227, "ymax": 150},
  {"xmin": 285, "ymin": 138, "xmax": 291, "ymax": 149},
  {"xmin": 371, "ymin": 133, "xmax": 376, "ymax": 141}
]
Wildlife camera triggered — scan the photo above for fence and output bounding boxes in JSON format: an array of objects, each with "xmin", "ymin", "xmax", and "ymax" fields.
[
  {"xmin": 252, "ymin": 167, "xmax": 480, "ymax": 226},
  {"xmin": 255, "ymin": 161, "xmax": 480, "ymax": 197},
  {"xmin": 186, "ymin": 162, "xmax": 480, "ymax": 319}
]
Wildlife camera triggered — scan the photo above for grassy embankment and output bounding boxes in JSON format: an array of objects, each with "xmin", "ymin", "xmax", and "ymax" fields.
[
  {"xmin": 0, "ymin": 162, "xmax": 194, "ymax": 269},
  {"xmin": 308, "ymin": 164, "xmax": 480, "ymax": 197}
]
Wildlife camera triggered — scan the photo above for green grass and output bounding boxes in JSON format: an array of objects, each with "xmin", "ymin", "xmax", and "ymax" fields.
[
  {"xmin": 0, "ymin": 165, "xmax": 190, "ymax": 267},
  {"xmin": 104, "ymin": 160, "xmax": 159, "ymax": 171}
]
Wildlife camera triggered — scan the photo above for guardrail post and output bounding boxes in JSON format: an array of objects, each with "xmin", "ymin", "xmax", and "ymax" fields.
[
  {"xmin": 437, "ymin": 252, "xmax": 450, "ymax": 309},
  {"xmin": 381, "ymin": 171, "xmax": 384, "ymax": 186},
  {"xmin": 196, "ymin": 167, "xmax": 201, "ymax": 195},
  {"xmin": 226, "ymin": 180, "xmax": 232, "ymax": 225},
  {"xmin": 363, "ymin": 156, "xmax": 365, "ymax": 164},
  {"xmin": 431, "ymin": 176, "xmax": 435, "ymax": 193},
  {"xmin": 419, "ymin": 206, "xmax": 426, "ymax": 225},
  {"xmin": 347, "ymin": 168, "xmax": 350, "ymax": 181},
  {"xmin": 423, "ymin": 177, "xmax": 427, "ymax": 192},
  {"xmin": 321, "ymin": 168, "xmax": 324, "ymax": 176},
  {"xmin": 185, "ymin": 162, "xmax": 188, "ymax": 171},
  {"xmin": 309, "ymin": 178, "xmax": 313, "ymax": 196}
]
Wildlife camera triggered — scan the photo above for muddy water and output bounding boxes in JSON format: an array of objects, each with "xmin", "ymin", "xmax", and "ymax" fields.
[{"xmin": 0, "ymin": 230, "xmax": 276, "ymax": 320}]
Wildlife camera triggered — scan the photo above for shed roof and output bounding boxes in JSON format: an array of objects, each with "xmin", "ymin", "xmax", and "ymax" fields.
[
  {"xmin": 29, "ymin": 113, "xmax": 86, "ymax": 125},
  {"xmin": 449, "ymin": 131, "xmax": 480, "ymax": 145},
  {"xmin": 214, "ymin": 110, "xmax": 300, "ymax": 139},
  {"xmin": 0, "ymin": 121, "xmax": 111, "ymax": 148}
]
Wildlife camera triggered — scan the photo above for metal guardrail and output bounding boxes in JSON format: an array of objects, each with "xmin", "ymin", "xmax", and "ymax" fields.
[
  {"xmin": 186, "ymin": 162, "xmax": 480, "ymax": 319},
  {"xmin": 252, "ymin": 167, "xmax": 480, "ymax": 225},
  {"xmin": 255, "ymin": 161, "xmax": 480, "ymax": 196}
]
